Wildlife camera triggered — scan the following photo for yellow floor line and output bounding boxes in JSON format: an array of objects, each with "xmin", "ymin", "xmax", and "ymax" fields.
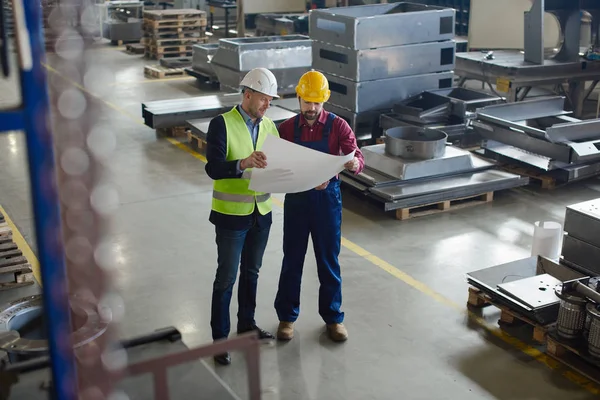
[
  {"xmin": 0, "ymin": 205, "xmax": 41, "ymax": 285},
  {"xmin": 42, "ymin": 61, "xmax": 600, "ymax": 394}
]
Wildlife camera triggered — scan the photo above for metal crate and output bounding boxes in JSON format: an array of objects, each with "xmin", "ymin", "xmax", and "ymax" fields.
[{"xmin": 309, "ymin": 2, "xmax": 455, "ymax": 50}]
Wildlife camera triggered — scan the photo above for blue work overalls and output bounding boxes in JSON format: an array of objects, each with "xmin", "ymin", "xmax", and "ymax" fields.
[{"xmin": 274, "ymin": 112, "xmax": 345, "ymax": 325}]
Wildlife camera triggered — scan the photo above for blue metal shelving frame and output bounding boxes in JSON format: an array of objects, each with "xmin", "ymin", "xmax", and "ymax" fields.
[{"xmin": 0, "ymin": 1, "xmax": 77, "ymax": 399}]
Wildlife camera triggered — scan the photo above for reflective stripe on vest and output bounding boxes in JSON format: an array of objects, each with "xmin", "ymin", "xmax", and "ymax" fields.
[{"xmin": 211, "ymin": 107, "xmax": 279, "ymax": 216}]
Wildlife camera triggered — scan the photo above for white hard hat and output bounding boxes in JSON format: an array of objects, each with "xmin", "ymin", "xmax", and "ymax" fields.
[{"xmin": 240, "ymin": 68, "xmax": 280, "ymax": 98}]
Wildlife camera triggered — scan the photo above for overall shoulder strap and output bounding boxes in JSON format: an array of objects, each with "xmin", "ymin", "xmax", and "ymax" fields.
[
  {"xmin": 293, "ymin": 114, "xmax": 302, "ymax": 142},
  {"xmin": 323, "ymin": 112, "xmax": 336, "ymax": 138}
]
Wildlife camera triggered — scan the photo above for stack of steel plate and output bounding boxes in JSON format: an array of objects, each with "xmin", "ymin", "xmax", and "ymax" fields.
[
  {"xmin": 340, "ymin": 142, "xmax": 529, "ymax": 211},
  {"xmin": 562, "ymin": 199, "xmax": 600, "ymax": 276},
  {"xmin": 141, "ymin": 93, "xmax": 298, "ymax": 130},
  {"xmin": 380, "ymin": 88, "xmax": 504, "ymax": 143},
  {"xmin": 209, "ymin": 35, "xmax": 312, "ymax": 95},
  {"xmin": 309, "ymin": 3, "xmax": 456, "ymax": 134},
  {"xmin": 472, "ymin": 96, "xmax": 600, "ymax": 184}
]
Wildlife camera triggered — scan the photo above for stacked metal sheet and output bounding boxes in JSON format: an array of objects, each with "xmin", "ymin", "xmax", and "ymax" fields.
[
  {"xmin": 309, "ymin": 3, "xmax": 457, "ymax": 133},
  {"xmin": 472, "ymin": 96, "xmax": 600, "ymax": 184},
  {"xmin": 379, "ymin": 88, "xmax": 504, "ymax": 143},
  {"xmin": 209, "ymin": 35, "xmax": 312, "ymax": 95},
  {"xmin": 141, "ymin": 93, "xmax": 298, "ymax": 130},
  {"xmin": 562, "ymin": 199, "xmax": 600, "ymax": 276}
]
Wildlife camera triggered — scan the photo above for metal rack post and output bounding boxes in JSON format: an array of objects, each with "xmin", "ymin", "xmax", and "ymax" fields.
[{"xmin": 0, "ymin": 1, "xmax": 77, "ymax": 399}]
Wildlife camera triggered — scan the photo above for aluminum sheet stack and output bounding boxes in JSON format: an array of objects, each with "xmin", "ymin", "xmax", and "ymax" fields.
[
  {"xmin": 473, "ymin": 96, "xmax": 600, "ymax": 184},
  {"xmin": 562, "ymin": 198, "xmax": 600, "ymax": 276},
  {"xmin": 209, "ymin": 35, "xmax": 312, "ymax": 95},
  {"xmin": 309, "ymin": 3, "xmax": 457, "ymax": 134}
]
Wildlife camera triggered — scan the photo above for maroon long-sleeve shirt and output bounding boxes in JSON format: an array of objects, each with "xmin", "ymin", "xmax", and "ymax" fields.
[{"xmin": 277, "ymin": 110, "xmax": 365, "ymax": 175}]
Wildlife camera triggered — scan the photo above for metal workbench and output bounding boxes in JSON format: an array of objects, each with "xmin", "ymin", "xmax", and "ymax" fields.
[{"xmin": 455, "ymin": 51, "xmax": 600, "ymax": 117}]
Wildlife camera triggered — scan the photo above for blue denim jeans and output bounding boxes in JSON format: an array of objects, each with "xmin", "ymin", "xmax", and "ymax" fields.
[{"xmin": 210, "ymin": 224, "xmax": 271, "ymax": 340}]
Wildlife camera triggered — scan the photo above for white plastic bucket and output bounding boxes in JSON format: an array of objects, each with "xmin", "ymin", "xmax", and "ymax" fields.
[{"xmin": 531, "ymin": 221, "xmax": 563, "ymax": 261}]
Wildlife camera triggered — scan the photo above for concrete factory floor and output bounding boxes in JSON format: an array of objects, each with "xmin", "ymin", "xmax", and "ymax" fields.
[{"xmin": 3, "ymin": 43, "xmax": 600, "ymax": 399}]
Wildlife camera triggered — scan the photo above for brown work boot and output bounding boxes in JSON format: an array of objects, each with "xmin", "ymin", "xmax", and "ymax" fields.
[
  {"xmin": 326, "ymin": 323, "xmax": 348, "ymax": 342},
  {"xmin": 277, "ymin": 321, "xmax": 294, "ymax": 341}
]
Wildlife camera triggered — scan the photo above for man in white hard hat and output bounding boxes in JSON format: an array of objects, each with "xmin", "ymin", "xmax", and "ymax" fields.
[{"xmin": 205, "ymin": 67, "xmax": 280, "ymax": 365}]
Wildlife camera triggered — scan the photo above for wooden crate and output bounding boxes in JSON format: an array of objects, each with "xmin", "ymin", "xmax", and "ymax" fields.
[
  {"xmin": 394, "ymin": 192, "xmax": 494, "ymax": 221},
  {"xmin": 144, "ymin": 65, "xmax": 187, "ymax": 79},
  {"xmin": 467, "ymin": 286, "xmax": 553, "ymax": 344}
]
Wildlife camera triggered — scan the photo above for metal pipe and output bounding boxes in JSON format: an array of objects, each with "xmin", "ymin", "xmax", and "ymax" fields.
[{"xmin": 16, "ymin": 1, "xmax": 77, "ymax": 398}]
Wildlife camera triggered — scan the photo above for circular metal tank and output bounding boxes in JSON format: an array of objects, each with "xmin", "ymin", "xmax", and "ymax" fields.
[{"xmin": 383, "ymin": 126, "xmax": 448, "ymax": 160}]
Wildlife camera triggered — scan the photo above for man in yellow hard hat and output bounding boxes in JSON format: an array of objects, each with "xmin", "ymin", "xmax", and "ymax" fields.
[
  {"xmin": 205, "ymin": 67, "xmax": 280, "ymax": 365},
  {"xmin": 273, "ymin": 70, "xmax": 364, "ymax": 342}
]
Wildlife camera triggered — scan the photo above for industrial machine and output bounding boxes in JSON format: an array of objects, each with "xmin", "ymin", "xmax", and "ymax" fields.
[
  {"xmin": 455, "ymin": 0, "xmax": 600, "ymax": 117},
  {"xmin": 97, "ymin": 1, "xmax": 144, "ymax": 43}
]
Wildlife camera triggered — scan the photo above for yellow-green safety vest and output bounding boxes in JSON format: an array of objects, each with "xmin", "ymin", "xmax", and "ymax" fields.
[{"xmin": 212, "ymin": 107, "xmax": 279, "ymax": 216}]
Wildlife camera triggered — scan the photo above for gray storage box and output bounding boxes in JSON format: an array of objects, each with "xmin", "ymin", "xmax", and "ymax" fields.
[
  {"xmin": 312, "ymin": 39, "xmax": 455, "ymax": 82},
  {"xmin": 309, "ymin": 3, "xmax": 455, "ymax": 50},
  {"xmin": 323, "ymin": 71, "xmax": 454, "ymax": 113}
]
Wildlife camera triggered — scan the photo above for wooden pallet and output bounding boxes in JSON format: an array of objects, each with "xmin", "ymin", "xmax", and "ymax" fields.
[
  {"xmin": 394, "ymin": 191, "xmax": 494, "ymax": 221},
  {"xmin": 145, "ymin": 51, "xmax": 194, "ymax": 60},
  {"xmin": 467, "ymin": 286, "xmax": 552, "ymax": 344},
  {"xmin": 144, "ymin": 65, "xmax": 187, "ymax": 79},
  {"xmin": 143, "ymin": 19, "xmax": 206, "ymax": 31},
  {"xmin": 156, "ymin": 126, "xmax": 188, "ymax": 138},
  {"xmin": 500, "ymin": 164, "xmax": 557, "ymax": 190},
  {"xmin": 144, "ymin": 37, "xmax": 205, "ymax": 47},
  {"xmin": 187, "ymin": 132, "xmax": 206, "ymax": 152},
  {"xmin": 143, "ymin": 9, "xmax": 206, "ymax": 21},
  {"xmin": 0, "ymin": 218, "xmax": 34, "ymax": 291},
  {"xmin": 546, "ymin": 332, "xmax": 600, "ymax": 385}
]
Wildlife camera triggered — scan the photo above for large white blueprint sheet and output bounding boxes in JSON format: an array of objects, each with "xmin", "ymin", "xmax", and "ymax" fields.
[{"xmin": 248, "ymin": 135, "xmax": 355, "ymax": 194}]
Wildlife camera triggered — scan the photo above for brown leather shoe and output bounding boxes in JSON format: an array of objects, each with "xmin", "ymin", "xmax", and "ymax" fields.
[
  {"xmin": 326, "ymin": 323, "xmax": 348, "ymax": 342},
  {"xmin": 277, "ymin": 321, "xmax": 294, "ymax": 341}
]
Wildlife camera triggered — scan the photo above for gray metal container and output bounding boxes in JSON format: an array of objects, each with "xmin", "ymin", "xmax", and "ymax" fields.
[
  {"xmin": 102, "ymin": 21, "xmax": 142, "ymax": 42},
  {"xmin": 309, "ymin": 3, "xmax": 455, "ymax": 50},
  {"xmin": 312, "ymin": 40, "xmax": 456, "ymax": 82},
  {"xmin": 211, "ymin": 35, "xmax": 312, "ymax": 72},
  {"xmin": 384, "ymin": 126, "xmax": 447, "ymax": 160},
  {"xmin": 192, "ymin": 43, "xmax": 219, "ymax": 78},
  {"xmin": 210, "ymin": 35, "xmax": 312, "ymax": 95},
  {"xmin": 323, "ymin": 71, "xmax": 454, "ymax": 113}
]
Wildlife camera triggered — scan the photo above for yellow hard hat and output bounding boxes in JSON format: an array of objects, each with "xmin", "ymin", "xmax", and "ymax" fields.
[{"xmin": 295, "ymin": 70, "xmax": 331, "ymax": 103}]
